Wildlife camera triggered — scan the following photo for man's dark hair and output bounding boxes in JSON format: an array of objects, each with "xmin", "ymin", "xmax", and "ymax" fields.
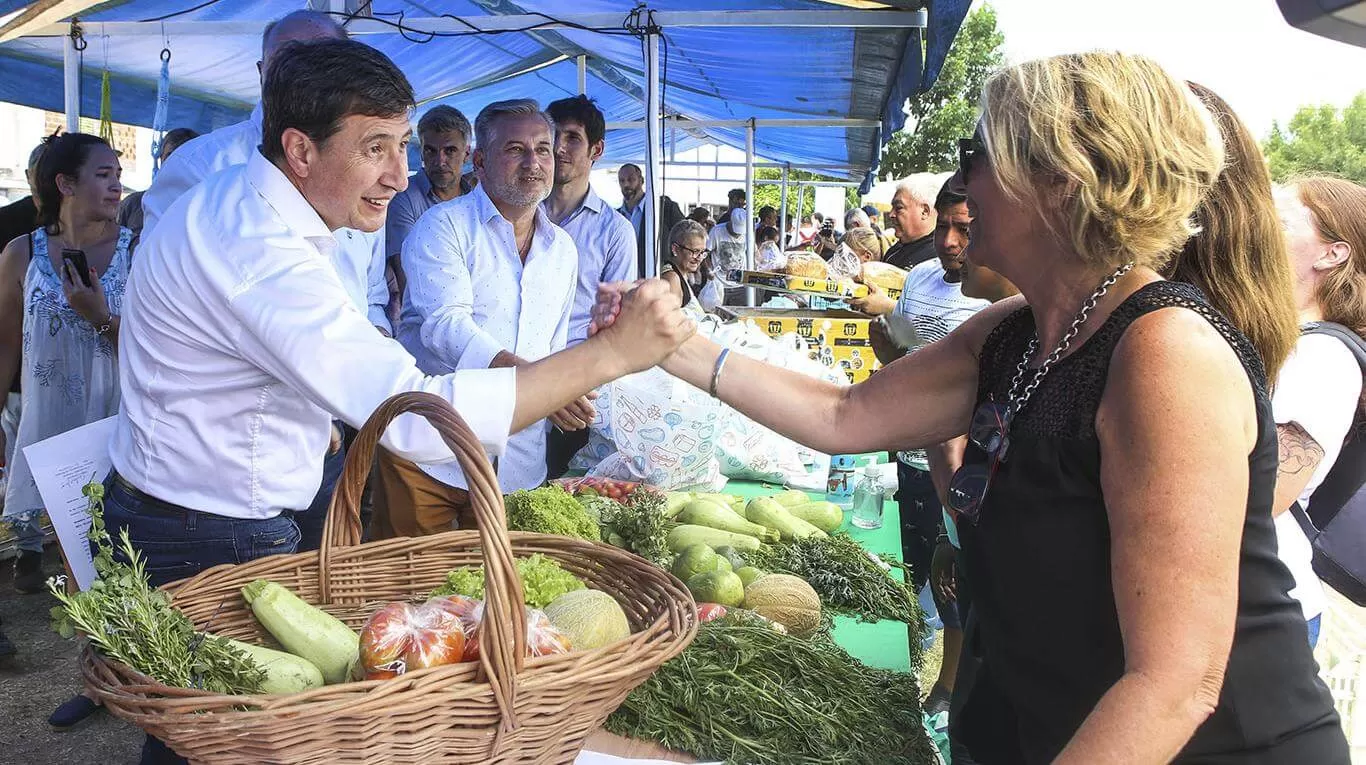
[
  {"xmin": 35, "ymin": 132, "xmax": 110, "ymax": 234},
  {"xmin": 862, "ymin": 204, "xmax": 879, "ymax": 220},
  {"xmin": 546, "ymin": 94, "xmax": 606, "ymax": 147},
  {"xmin": 934, "ymin": 177, "xmax": 968, "ymax": 213},
  {"xmin": 417, "ymin": 105, "xmax": 471, "ymax": 143},
  {"xmin": 758, "ymin": 205, "xmax": 776, "ymax": 220},
  {"xmin": 620, "ymin": 162, "xmax": 642, "ymax": 177},
  {"xmin": 728, "ymin": 188, "xmax": 746, "ymax": 203},
  {"xmin": 261, "ymin": 39, "xmax": 414, "ymax": 164},
  {"xmin": 812, "ymin": 211, "xmax": 824, "ymax": 223},
  {"xmin": 161, "ymin": 127, "xmax": 200, "ymax": 157},
  {"xmin": 757, "ymin": 225, "xmax": 780, "ymax": 244},
  {"xmin": 688, "ymin": 206, "xmax": 710, "ymax": 223}
]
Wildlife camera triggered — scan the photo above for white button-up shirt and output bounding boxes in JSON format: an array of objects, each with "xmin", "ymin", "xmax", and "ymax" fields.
[
  {"xmin": 545, "ymin": 186, "xmax": 638, "ymax": 345},
  {"xmin": 141, "ymin": 103, "xmax": 391, "ymax": 332},
  {"xmin": 398, "ymin": 183, "xmax": 577, "ymax": 492},
  {"xmin": 113, "ymin": 150, "xmax": 516, "ymax": 520}
]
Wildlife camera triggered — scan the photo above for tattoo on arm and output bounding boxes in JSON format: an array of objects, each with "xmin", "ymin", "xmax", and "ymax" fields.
[{"xmin": 1277, "ymin": 422, "xmax": 1325, "ymax": 478}]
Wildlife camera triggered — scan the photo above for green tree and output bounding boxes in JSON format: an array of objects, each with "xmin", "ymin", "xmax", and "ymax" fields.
[
  {"xmin": 1263, "ymin": 93, "xmax": 1366, "ymax": 185},
  {"xmin": 878, "ymin": 5, "xmax": 1005, "ymax": 178}
]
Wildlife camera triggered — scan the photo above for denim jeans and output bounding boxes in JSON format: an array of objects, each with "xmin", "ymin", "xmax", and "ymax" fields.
[
  {"xmin": 297, "ymin": 440, "xmax": 344, "ymax": 554},
  {"xmin": 6, "ymin": 511, "xmax": 43, "ymax": 554},
  {"xmin": 101, "ymin": 473, "xmax": 301, "ymax": 588},
  {"xmin": 101, "ymin": 472, "xmax": 301, "ymax": 765}
]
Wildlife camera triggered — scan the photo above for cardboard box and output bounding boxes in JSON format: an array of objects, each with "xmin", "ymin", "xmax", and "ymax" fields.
[
  {"xmin": 726, "ymin": 269, "xmax": 902, "ymax": 302},
  {"xmin": 718, "ymin": 307, "xmax": 882, "ymax": 384}
]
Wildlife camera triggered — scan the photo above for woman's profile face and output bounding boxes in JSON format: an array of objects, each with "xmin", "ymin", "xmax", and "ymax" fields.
[
  {"xmin": 961, "ymin": 135, "xmax": 1037, "ymax": 284},
  {"xmin": 673, "ymin": 233, "xmax": 708, "ymax": 274}
]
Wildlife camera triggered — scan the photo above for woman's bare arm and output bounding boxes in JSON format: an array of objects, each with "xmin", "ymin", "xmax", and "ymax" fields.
[{"xmin": 661, "ymin": 297, "xmax": 1023, "ymax": 456}]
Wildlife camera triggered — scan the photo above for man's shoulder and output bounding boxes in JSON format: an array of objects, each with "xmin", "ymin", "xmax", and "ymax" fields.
[{"xmin": 166, "ymin": 120, "xmax": 258, "ymax": 177}]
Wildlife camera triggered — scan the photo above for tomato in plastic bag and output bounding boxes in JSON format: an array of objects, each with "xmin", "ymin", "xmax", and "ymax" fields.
[
  {"xmin": 358, "ymin": 601, "xmax": 468, "ymax": 680},
  {"xmin": 462, "ymin": 607, "xmax": 573, "ymax": 661},
  {"xmin": 432, "ymin": 595, "xmax": 485, "ymax": 662}
]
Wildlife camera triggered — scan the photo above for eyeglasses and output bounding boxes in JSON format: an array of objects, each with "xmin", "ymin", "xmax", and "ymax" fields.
[
  {"xmin": 946, "ymin": 401, "xmax": 1012, "ymax": 524},
  {"xmin": 958, "ymin": 133, "xmax": 987, "ymax": 184},
  {"xmin": 674, "ymin": 243, "xmax": 712, "ymax": 258}
]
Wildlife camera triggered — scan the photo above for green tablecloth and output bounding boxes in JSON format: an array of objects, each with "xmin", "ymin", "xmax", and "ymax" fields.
[{"xmin": 723, "ymin": 479, "xmax": 912, "ymax": 673}]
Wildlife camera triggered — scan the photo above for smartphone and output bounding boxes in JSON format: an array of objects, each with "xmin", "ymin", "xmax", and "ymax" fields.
[{"xmin": 60, "ymin": 248, "xmax": 92, "ymax": 288}]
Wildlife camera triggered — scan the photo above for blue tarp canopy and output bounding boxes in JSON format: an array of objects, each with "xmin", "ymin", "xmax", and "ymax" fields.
[{"xmin": 0, "ymin": 1, "xmax": 970, "ymax": 184}]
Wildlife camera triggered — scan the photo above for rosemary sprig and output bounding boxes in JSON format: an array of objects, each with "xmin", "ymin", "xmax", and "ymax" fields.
[{"xmin": 48, "ymin": 481, "xmax": 265, "ymax": 695}]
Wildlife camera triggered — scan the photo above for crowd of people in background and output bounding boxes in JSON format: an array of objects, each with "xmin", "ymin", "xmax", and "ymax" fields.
[{"xmin": 0, "ymin": 9, "xmax": 1363, "ymax": 765}]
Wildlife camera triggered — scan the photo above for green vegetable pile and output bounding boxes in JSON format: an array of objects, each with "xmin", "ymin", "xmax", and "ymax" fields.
[
  {"xmin": 430, "ymin": 553, "xmax": 586, "ymax": 609},
  {"xmin": 505, "ymin": 486, "xmax": 600, "ymax": 541},
  {"xmin": 747, "ymin": 532, "xmax": 922, "ymax": 627},
  {"xmin": 596, "ymin": 488, "xmax": 673, "ymax": 567},
  {"xmin": 606, "ymin": 613, "xmax": 936, "ymax": 764},
  {"xmin": 50, "ymin": 482, "xmax": 266, "ymax": 694}
]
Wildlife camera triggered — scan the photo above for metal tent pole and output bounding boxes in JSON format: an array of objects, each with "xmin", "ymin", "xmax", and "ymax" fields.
[
  {"xmin": 576, "ymin": 55, "xmax": 586, "ymax": 94},
  {"xmin": 643, "ymin": 30, "xmax": 661, "ymax": 278},
  {"xmin": 744, "ymin": 119, "xmax": 755, "ymax": 306},
  {"xmin": 779, "ymin": 163, "xmax": 790, "ymax": 247},
  {"xmin": 63, "ymin": 22, "xmax": 80, "ymax": 133}
]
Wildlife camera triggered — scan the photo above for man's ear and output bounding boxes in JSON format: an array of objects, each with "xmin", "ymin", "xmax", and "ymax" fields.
[
  {"xmin": 279, "ymin": 128, "xmax": 317, "ymax": 180},
  {"xmin": 589, "ymin": 140, "xmax": 605, "ymax": 164},
  {"xmin": 472, "ymin": 148, "xmax": 486, "ymax": 177}
]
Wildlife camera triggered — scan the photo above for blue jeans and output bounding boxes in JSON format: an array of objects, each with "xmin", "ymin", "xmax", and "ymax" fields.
[
  {"xmin": 297, "ymin": 441, "xmax": 344, "ymax": 554},
  {"xmin": 101, "ymin": 473, "xmax": 301, "ymax": 588},
  {"xmin": 101, "ymin": 472, "xmax": 300, "ymax": 765}
]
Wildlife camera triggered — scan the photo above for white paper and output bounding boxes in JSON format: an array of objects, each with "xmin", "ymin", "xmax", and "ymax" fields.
[
  {"xmin": 22, "ymin": 416, "xmax": 116, "ymax": 591},
  {"xmin": 575, "ymin": 752, "xmax": 721, "ymax": 765}
]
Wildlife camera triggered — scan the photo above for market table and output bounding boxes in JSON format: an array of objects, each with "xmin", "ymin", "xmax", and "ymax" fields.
[{"xmin": 585, "ymin": 475, "xmax": 914, "ymax": 762}]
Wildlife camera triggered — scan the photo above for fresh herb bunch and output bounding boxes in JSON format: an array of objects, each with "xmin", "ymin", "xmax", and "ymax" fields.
[
  {"xmin": 598, "ymin": 488, "xmax": 673, "ymax": 567},
  {"xmin": 49, "ymin": 481, "xmax": 266, "ymax": 694},
  {"xmin": 429, "ymin": 553, "xmax": 585, "ymax": 609},
  {"xmin": 746, "ymin": 532, "xmax": 923, "ymax": 628},
  {"xmin": 606, "ymin": 612, "xmax": 936, "ymax": 764},
  {"xmin": 505, "ymin": 486, "xmax": 601, "ymax": 541}
]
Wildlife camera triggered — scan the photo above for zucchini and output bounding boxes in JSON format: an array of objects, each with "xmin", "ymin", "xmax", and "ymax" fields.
[
  {"xmin": 241, "ymin": 580, "xmax": 359, "ymax": 685},
  {"xmin": 746, "ymin": 498, "xmax": 828, "ymax": 540},
  {"xmin": 677, "ymin": 501, "xmax": 780, "ymax": 543},
  {"xmin": 667, "ymin": 524, "xmax": 763, "ymax": 553},
  {"xmin": 787, "ymin": 501, "xmax": 845, "ymax": 533},
  {"xmin": 771, "ymin": 490, "xmax": 815, "ymax": 508},
  {"xmin": 222, "ymin": 636, "xmax": 325, "ymax": 694}
]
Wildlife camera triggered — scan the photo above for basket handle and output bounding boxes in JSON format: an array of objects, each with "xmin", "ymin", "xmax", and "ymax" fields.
[{"xmin": 319, "ymin": 392, "xmax": 527, "ymax": 730}]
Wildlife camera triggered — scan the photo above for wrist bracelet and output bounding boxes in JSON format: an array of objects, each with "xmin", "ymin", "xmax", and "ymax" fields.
[
  {"xmin": 94, "ymin": 315, "xmax": 114, "ymax": 336},
  {"xmin": 709, "ymin": 348, "xmax": 731, "ymax": 398}
]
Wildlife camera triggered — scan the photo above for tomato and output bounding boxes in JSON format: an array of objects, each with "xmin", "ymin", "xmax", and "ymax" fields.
[
  {"xmin": 696, "ymin": 604, "xmax": 727, "ymax": 623},
  {"xmin": 359, "ymin": 600, "xmax": 469, "ymax": 680}
]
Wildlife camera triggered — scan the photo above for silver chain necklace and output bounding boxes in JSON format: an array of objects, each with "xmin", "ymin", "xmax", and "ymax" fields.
[{"xmin": 1006, "ymin": 262, "xmax": 1135, "ymax": 419}]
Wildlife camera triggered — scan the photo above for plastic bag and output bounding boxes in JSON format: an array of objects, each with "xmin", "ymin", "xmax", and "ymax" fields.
[
  {"xmin": 447, "ymin": 600, "xmax": 572, "ymax": 661},
  {"xmin": 784, "ymin": 252, "xmax": 830, "ymax": 279},
  {"xmin": 754, "ymin": 241, "xmax": 787, "ymax": 272},
  {"xmin": 826, "ymin": 243, "xmax": 862, "ymax": 281},
  {"xmin": 359, "ymin": 600, "xmax": 470, "ymax": 680},
  {"xmin": 583, "ymin": 366, "xmax": 725, "ymax": 491}
]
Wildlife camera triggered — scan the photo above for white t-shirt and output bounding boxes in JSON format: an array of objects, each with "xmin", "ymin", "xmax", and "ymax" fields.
[
  {"xmin": 891, "ymin": 259, "xmax": 991, "ymax": 470},
  {"xmin": 1271, "ymin": 332, "xmax": 1363, "ymax": 620},
  {"xmin": 707, "ymin": 207, "xmax": 749, "ymax": 273}
]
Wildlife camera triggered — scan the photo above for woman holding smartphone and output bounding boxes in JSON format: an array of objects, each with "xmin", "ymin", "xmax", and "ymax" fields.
[{"xmin": 0, "ymin": 132, "xmax": 127, "ymax": 607}]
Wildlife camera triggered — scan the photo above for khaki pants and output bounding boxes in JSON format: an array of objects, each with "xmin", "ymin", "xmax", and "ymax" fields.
[{"xmin": 370, "ymin": 449, "xmax": 476, "ymax": 539}]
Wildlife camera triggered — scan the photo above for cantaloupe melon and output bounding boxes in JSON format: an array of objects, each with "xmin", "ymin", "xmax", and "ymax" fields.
[{"xmin": 742, "ymin": 574, "xmax": 822, "ymax": 636}]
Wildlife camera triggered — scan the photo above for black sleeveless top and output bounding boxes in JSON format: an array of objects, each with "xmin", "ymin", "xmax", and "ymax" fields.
[{"xmin": 955, "ymin": 281, "xmax": 1347, "ymax": 764}]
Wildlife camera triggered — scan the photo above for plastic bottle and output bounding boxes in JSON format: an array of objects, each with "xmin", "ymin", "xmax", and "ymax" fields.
[{"xmin": 851, "ymin": 465, "xmax": 885, "ymax": 529}]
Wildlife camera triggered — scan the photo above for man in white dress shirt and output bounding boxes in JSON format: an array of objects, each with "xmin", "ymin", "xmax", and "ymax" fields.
[
  {"xmin": 137, "ymin": 11, "xmax": 392, "ymax": 552},
  {"xmin": 542, "ymin": 95, "xmax": 638, "ymax": 478},
  {"xmin": 388, "ymin": 99, "xmax": 585, "ymax": 537},
  {"xmin": 109, "ymin": 39, "xmax": 690, "ymax": 594}
]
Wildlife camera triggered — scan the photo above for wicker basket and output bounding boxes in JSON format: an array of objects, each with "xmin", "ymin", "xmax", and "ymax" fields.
[{"xmin": 81, "ymin": 392, "xmax": 698, "ymax": 764}]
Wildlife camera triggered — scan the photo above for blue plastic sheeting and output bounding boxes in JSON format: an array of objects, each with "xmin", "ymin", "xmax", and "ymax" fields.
[{"xmin": 0, "ymin": 1, "xmax": 962, "ymax": 185}]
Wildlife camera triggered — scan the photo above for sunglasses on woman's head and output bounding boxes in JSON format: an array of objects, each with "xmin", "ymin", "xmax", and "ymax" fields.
[
  {"xmin": 946, "ymin": 400, "xmax": 1012, "ymax": 524},
  {"xmin": 958, "ymin": 133, "xmax": 987, "ymax": 185}
]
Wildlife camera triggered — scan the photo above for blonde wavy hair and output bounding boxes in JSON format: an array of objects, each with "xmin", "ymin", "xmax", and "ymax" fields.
[
  {"xmin": 843, "ymin": 226, "xmax": 885, "ymax": 262},
  {"xmin": 980, "ymin": 52, "xmax": 1225, "ymax": 270}
]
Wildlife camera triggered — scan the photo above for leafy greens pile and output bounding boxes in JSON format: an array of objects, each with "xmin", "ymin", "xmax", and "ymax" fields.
[
  {"xmin": 505, "ymin": 486, "xmax": 600, "ymax": 541},
  {"xmin": 606, "ymin": 613, "xmax": 936, "ymax": 765},
  {"xmin": 430, "ymin": 553, "xmax": 585, "ymax": 609}
]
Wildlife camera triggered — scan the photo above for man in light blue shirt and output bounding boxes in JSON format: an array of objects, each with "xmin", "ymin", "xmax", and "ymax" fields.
[{"xmin": 544, "ymin": 95, "xmax": 638, "ymax": 476}]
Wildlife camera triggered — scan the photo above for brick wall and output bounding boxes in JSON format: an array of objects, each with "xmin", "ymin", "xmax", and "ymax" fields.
[{"xmin": 41, "ymin": 112, "xmax": 139, "ymax": 174}]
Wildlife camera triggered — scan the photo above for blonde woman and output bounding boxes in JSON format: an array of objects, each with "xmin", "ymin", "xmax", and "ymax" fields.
[
  {"xmin": 597, "ymin": 52, "xmax": 1346, "ymax": 762},
  {"xmin": 843, "ymin": 226, "xmax": 885, "ymax": 264}
]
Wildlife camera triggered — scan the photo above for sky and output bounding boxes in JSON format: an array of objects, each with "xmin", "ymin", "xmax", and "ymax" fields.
[{"xmin": 988, "ymin": 0, "xmax": 1366, "ymax": 139}]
